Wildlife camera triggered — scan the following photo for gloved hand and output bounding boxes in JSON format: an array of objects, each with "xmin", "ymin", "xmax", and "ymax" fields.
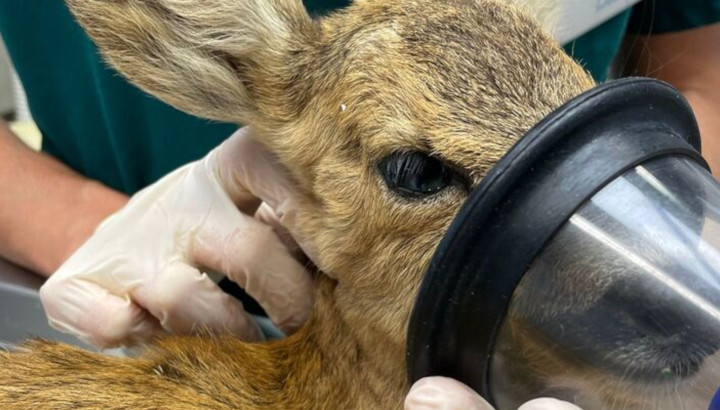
[
  {"xmin": 405, "ymin": 377, "xmax": 583, "ymax": 410},
  {"xmin": 40, "ymin": 127, "xmax": 313, "ymax": 348}
]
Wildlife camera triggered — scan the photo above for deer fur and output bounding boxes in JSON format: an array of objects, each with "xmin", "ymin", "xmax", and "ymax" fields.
[{"xmin": 0, "ymin": 0, "xmax": 594, "ymax": 408}]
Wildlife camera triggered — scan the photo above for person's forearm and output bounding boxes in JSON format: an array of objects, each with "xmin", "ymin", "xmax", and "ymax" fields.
[
  {"xmin": 0, "ymin": 121, "xmax": 128, "ymax": 276},
  {"xmin": 621, "ymin": 23, "xmax": 720, "ymax": 174},
  {"xmin": 682, "ymin": 89, "xmax": 720, "ymax": 173}
]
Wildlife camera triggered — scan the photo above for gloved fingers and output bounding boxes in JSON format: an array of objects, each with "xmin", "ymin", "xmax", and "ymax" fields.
[
  {"xmin": 254, "ymin": 202, "xmax": 304, "ymax": 260},
  {"xmin": 218, "ymin": 130, "xmax": 319, "ymax": 262},
  {"xmin": 40, "ymin": 278, "xmax": 162, "ymax": 349},
  {"xmin": 517, "ymin": 399, "xmax": 584, "ymax": 410},
  {"xmin": 210, "ymin": 128, "xmax": 264, "ymax": 216},
  {"xmin": 192, "ymin": 214, "xmax": 313, "ymax": 334},
  {"xmin": 405, "ymin": 377, "xmax": 493, "ymax": 410},
  {"xmin": 216, "ymin": 128, "xmax": 296, "ymax": 210},
  {"xmin": 132, "ymin": 262, "xmax": 263, "ymax": 342}
]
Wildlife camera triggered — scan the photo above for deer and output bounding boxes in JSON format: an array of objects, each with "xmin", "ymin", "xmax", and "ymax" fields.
[{"xmin": 0, "ymin": 0, "xmax": 595, "ymax": 408}]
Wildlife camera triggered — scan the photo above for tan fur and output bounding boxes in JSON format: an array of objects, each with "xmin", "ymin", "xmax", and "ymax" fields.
[{"xmin": 0, "ymin": 0, "xmax": 594, "ymax": 408}]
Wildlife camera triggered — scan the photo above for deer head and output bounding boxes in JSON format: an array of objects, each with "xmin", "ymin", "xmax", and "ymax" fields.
[{"xmin": 64, "ymin": 0, "xmax": 595, "ymax": 403}]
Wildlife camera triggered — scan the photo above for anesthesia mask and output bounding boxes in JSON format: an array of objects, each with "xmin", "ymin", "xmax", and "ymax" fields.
[{"xmin": 407, "ymin": 78, "xmax": 720, "ymax": 410}]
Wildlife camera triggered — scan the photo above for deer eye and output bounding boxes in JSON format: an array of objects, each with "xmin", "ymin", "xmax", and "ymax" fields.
[{"xmin": 379, "ymin": 152, "xmax": 464, "ymax": 198}]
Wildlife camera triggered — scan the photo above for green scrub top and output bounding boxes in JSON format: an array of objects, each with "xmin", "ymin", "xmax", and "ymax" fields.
[
  {"xmin": 566, "ymin": 0, "xmax": 720, "ymax": 82},
  {"xmin": 0, "ymin": 0, "xmax": 718, "ymax": 196}
]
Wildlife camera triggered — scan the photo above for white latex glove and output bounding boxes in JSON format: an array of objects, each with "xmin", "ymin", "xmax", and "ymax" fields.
[
  {"xmin": 40, "ymin": 127, "xmax": 313, "ymax": 348},
  {"xmin": 405, "ymin": 377, "xmax": 583, "ymax": 410}
]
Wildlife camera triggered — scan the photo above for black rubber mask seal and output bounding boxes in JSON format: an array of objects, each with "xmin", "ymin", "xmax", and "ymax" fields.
[{"xmin": 406, "ymin": 77, "xmax": 707, "ymax": 405}]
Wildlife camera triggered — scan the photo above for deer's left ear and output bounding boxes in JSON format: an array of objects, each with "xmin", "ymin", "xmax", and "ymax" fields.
[{"xmin": 66, "ymin": 0, "xmax": 319, "ymax": 125}]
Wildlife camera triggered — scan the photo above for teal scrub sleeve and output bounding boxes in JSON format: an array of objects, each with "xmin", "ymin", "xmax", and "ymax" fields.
[{"xmin": 629, "ymin": 0, "xmax": 720, "ymax": 34}]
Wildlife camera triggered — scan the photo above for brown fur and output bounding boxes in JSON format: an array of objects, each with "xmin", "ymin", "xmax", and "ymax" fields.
[{"xmin": 0, "ymin": 0, "xmax": 593, "ymax": 408}]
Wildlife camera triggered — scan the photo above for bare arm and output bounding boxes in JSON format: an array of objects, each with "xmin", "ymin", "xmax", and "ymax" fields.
[
  {"xmin": 0, "ymin": 120, "xmax": 127, "ymax": 276},
  {"xmin": 622, "ymin": 23, "xmax": 720, "ymax": 174}
]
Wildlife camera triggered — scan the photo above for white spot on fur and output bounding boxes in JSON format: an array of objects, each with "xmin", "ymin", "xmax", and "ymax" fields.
[{"xmin": 340, "ymin": 104, "xmax": 347, "ymax": 112}]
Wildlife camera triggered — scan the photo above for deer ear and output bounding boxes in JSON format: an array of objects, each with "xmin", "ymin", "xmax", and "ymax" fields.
[{"xmin": 66, "ymin": 0, "xmax": 316, "ymax": 124}]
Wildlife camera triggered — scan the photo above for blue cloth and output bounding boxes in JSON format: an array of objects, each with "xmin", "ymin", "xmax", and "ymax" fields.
[{"xmin": 710, "ymin": 387, "xmax": 720, "ymax": 410}]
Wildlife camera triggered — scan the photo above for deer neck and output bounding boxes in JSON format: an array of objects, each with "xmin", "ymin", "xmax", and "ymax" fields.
[{"xmin": 269, "ymin": 275, "xmax": 409, "ymax": 409}]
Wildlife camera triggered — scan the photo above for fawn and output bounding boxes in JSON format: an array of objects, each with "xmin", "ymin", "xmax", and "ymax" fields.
[{"xmin": 0, "ymin": 0, "xmax": 593, "ymax": 408}]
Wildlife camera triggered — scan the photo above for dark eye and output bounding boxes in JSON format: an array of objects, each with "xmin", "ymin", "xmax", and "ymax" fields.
[{"xmin": 379, "ymin": 151, "xmax": 464, "ymax": 198}]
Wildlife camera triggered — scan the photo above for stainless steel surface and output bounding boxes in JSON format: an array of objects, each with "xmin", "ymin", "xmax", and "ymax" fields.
[{"xmin": 0, "ymin": 258, "xmax": 124, "ymax": 354}]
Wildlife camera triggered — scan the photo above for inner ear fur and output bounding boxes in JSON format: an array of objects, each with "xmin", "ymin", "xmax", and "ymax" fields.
[{"xmin": 66, "ymin": 0, "xmax": 318, "ymax": 125}]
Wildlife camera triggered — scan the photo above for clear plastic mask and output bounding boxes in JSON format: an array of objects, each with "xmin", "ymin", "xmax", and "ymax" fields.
[{"xmin": 491, "ymin": 156, "xmax": 720, "ymax": 409}]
